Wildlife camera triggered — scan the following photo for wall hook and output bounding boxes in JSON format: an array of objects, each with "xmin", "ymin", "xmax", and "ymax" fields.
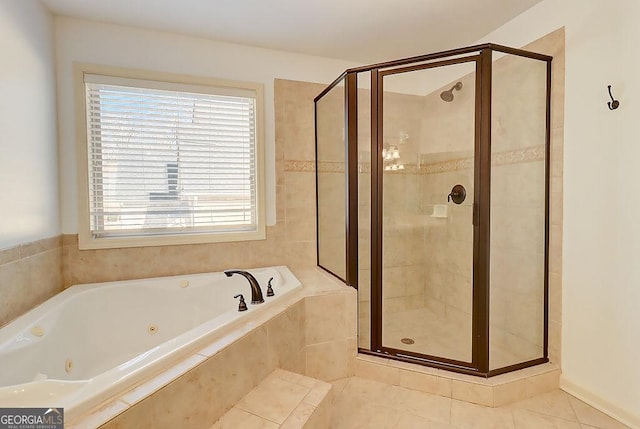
[{"xmin": 607, "ymin": 85, "xmax": 620, "ymax": 110}]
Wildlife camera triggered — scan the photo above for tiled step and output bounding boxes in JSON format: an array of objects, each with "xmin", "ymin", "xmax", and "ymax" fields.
[{"xmin": 211, "ymin": 369, "xmax": 332, "ymax": 429}]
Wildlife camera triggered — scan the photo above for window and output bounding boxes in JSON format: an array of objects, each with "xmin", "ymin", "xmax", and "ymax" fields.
[{"xmin": 75, "ymin": 64, "xmax": 265, "ymax": 249}]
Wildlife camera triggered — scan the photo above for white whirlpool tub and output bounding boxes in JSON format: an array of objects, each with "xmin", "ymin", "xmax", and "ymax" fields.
[{"xmin": 0, "ymin": 266, "xmax": 301, "ymax": 420}]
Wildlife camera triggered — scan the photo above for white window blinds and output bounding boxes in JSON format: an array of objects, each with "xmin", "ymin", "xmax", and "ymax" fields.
[{"xmin": 83, "ymin": 74, "xmax": 259, "ymax": 239}]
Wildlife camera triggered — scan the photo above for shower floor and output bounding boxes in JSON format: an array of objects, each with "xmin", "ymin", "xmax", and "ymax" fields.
[
  {"xmin": 383, "ymin": 306, "xmax": 472, "ymax": 362},
  {"xmin": 361, "ymin": 305, "xmax": 541, "ymax": 370}
]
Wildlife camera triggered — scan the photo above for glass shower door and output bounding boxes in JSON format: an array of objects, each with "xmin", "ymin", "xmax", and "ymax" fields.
[{"xmin": 377, "ymin": 59, "xmax": 478, "ymax": 365}]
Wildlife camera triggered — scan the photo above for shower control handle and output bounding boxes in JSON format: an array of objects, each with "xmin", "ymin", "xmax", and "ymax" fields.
[{"xmin": 448, "ymin": 184, "xmax": 466, "ymax": 205}]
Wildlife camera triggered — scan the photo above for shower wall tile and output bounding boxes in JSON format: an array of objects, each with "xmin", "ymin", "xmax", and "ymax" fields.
[
  {"xmin": 286, "ymin": 81, "xmax": 328, "ymax": 162},
  {"xmin": 425, "ymin": 263, "xmax": 446, "ymax": 301},
  {"xmin": 0, "ymin": 235, "xmax": 63, "ymax": 327},
  {"xmin": 276, "ymin": 183, "xmax": 286, "ymax": 220},
  {"xmin": 284, "ymin": 241, "xmax": 317, "ymax": 270},
  {"xmin": 276, "ymin": 160, "xmax": 285, "ymax": 186},
  {"xmin": 446, "ymin": 272, "xmax": 473, "ymax": 315},
  {"xmin": 285, "ymin": 206, "xmax": 316, "ymax": 243},
  {"xmin": 404, "ymin": 265, "xmax": 426, "ymax": 296},
  {"xmin": 491, "ymin": 204, "xmax": 545, "ymax": 252},
  {"xmin": 382, "ymin": 296, "xmax": 409, "ymax": 314},
  {"xmin": 421, "ymin": 166, "xmax": 474, "ymax": 329},
  {"xmin": 405, "ymin": 294, "xmax": 426, "ymax": 310},
  {"xmin": 284, "ymin": 171, "xmax": 316, "ymax": 210}
]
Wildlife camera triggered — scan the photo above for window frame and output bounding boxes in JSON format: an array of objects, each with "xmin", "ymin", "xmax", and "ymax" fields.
[{"xmin": 74, "ymin": 63, "xmax": 266, "ymax": 250}]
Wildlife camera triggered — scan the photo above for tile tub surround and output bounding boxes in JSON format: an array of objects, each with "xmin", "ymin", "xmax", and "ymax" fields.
[
  {"xmin": 66, "ymin": 268, "xmax": 356, "ymax": 428},
  {"xmin": 0, "ymin": 235, "xmax": 63, "ymax": 327}
]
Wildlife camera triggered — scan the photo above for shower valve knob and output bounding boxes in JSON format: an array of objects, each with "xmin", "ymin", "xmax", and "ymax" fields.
[{"xmin": 448, "ymin": 184, "xmax": 466, "ymax": 204}]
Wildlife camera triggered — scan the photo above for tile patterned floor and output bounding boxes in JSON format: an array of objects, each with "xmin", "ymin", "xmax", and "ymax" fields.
[{"xmin": 330, "ymin": 377, "xmax": 630, "ymax": 429}]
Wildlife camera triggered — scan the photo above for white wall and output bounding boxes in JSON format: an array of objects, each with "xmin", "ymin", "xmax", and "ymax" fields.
[
  {"xmin": 479, "ymin": 0, "xmax": 640, "ymax": 425},
  {"xmin": 0, "ymin": 1, "xmax": 59, "ymax": 248},
  {"xmin": 55, "ymin": 17, "xmax": 358, "ymax": 231}
]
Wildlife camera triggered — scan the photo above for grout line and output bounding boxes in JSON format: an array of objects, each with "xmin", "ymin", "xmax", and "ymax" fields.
[
  {"xmin": 566, "ymin": 394, "xmax": 584, "ymax": 425},
  {"xmin": 236, "ymin": 406, "xmax": 282, "ymax": 426},
  {"xmin": 524, "ymin": 407, "xmax": 589, "ymax": 425}
]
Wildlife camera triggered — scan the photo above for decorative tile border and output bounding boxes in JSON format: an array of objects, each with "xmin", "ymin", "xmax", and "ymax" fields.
[
  {"xmin": 291, "ymin": 145, "xmax": 545, "ymax": 175},
  {"xmin": 492, "ymin": 144, "xmax": 546, "ymax": 167}
]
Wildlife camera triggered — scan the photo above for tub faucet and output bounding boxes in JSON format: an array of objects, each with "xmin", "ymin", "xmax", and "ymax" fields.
[{"xmin": 224, "ymin": 270, "xmax": 265, "ymax": 304}]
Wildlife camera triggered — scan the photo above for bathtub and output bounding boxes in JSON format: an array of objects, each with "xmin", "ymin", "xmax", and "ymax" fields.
[{"xmin": 0, "ymin": 266, "xmax": 301, "ymax": 420}]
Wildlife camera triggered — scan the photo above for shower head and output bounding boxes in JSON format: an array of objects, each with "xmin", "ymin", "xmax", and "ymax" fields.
[{"xmin": 440, "ymin": 81, "xmax": 463, "ymax": 102}]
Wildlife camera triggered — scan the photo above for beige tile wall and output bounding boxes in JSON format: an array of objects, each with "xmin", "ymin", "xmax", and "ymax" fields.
[
  {"xmin": 304, "ymin": 291, "xmax": 358, "ymax": 381},
  {"xmin": 0, "ymin": 236, "xmax": 63, "ymax": 327}
]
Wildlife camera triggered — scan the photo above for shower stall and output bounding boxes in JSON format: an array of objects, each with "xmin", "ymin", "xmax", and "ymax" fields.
[{"xmin": 315, "ymin": 44, "xmax": 551, "ymax": 377}]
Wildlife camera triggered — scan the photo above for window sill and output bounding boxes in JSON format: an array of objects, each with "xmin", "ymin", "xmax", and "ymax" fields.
[{"xmin": 77, "ymin": 228, "xmax": 266, "ymax": 250}]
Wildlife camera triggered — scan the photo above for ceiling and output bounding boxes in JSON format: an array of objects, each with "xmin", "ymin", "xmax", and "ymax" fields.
[{"xmin": 40, "ymin": 0, "xmax": 543, "ymax": 64}]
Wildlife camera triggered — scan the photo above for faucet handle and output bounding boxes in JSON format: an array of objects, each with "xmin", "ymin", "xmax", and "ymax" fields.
[
  {"xmin": 266, "ymin": 277, "xmax": 275, "ymax": 297},
  {"xmin": 234, "ymin": 294, "xmax": 248, "ymax": 312}
]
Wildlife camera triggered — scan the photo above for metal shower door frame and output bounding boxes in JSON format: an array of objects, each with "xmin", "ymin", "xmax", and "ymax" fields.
[
  {"xmin": 315, "ymin": 43, "xmax": 552, "ymax": 377},
  {"xmin": 369, "ymin": 53, "xmax": 486, "ymax": 374}
]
